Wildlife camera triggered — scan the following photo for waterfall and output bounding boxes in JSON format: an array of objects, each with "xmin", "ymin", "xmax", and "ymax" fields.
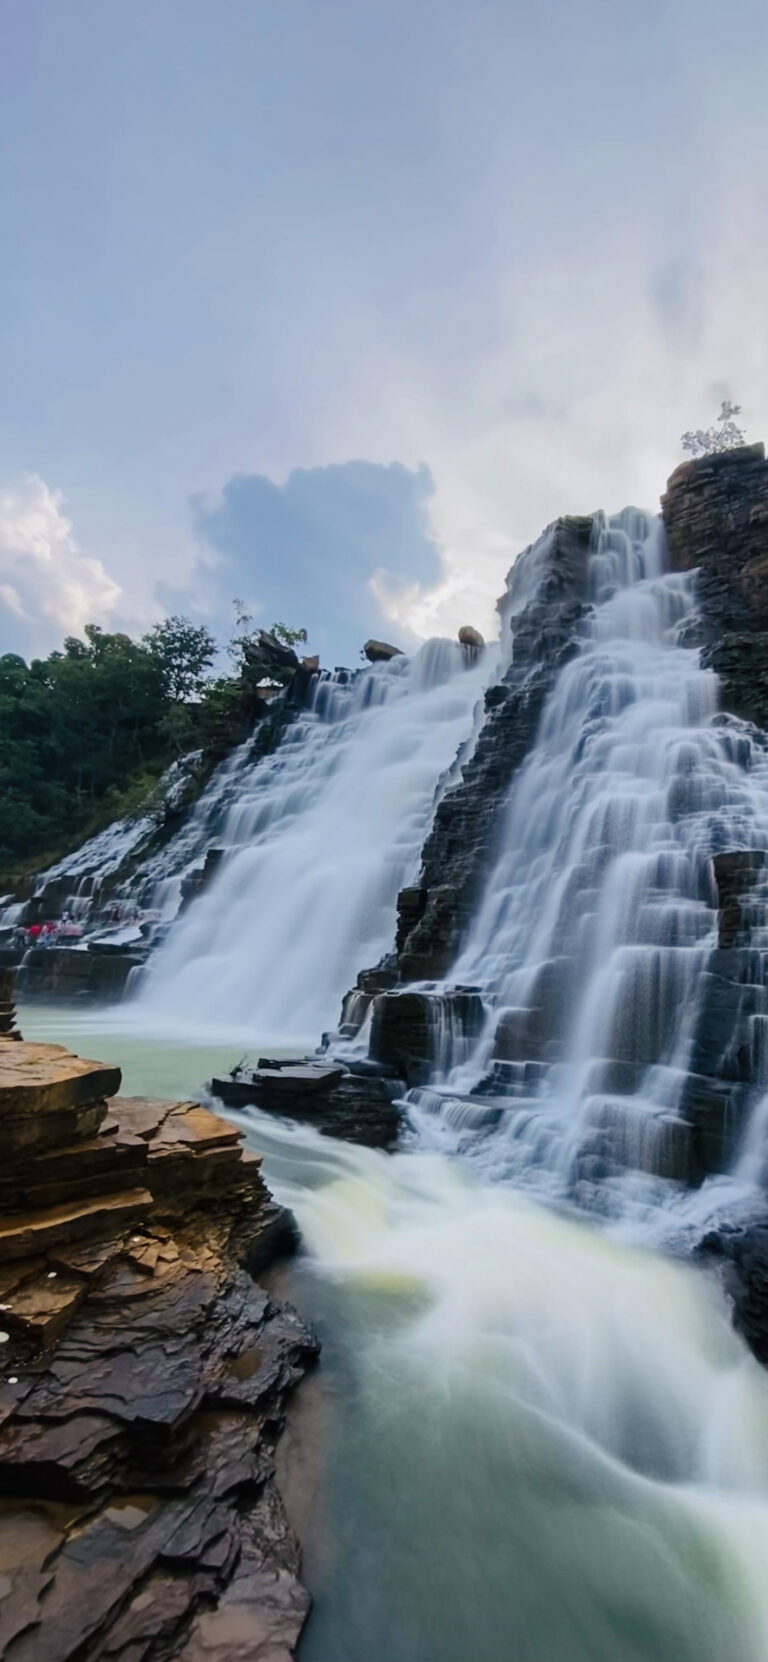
[
  {"xmin": 136, "ymin": 639, "xmax": 491, "ymax": 1043},
  {"xmin": 405, "ymin": 510, "xmax": 768, "ymax": 1213}
]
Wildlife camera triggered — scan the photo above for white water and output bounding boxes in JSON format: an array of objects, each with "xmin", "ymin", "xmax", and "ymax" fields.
[
  {"xmin": 406, "ymin": 510, "xmax": 768, "ymax": 1223},
  {"xmin": 264, "ymin": 1124, "xmax": 768, "ymax": 1662},
  {"xmin": 136, "ymin": 640, "xmax": 490, "ymax": 1044}
]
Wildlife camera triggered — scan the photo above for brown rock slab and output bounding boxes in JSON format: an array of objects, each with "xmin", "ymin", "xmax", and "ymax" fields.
[
  {"xmin": 1, "ymin": 1271, "xmax": 87, "ymax": 1345},
  {"xmin": 0, "ymin": 1034, "xmax": 316, "ymax": 1660},
  {"xmin": 0, "ymin": 1042, "xmax": 120, "ymax": 1118},
  {"xmin": 0, "ymin": 1189, "xmax": 153, "ymax": 1264}
]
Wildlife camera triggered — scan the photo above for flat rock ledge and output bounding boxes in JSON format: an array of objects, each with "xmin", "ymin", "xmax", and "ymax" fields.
[{"xmin": 0, "ymin": 1022, "xmax": 319, "ymax": 1662}]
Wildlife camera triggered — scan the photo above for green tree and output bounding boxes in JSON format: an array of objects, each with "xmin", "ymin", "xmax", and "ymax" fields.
[
  {"xmin": 271, "ymin": 621, "xmax": 308, "ymax": 647},
  {"xmin": 143, "ymin": 615, "xmax": 217, "ymax": 701}
]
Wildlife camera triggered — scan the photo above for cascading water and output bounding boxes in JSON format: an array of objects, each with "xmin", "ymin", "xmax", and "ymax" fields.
[
  {"xmin": 21, "ymin": 491, "xmax": 768, "ymax": 1659},
  {"xmin": 136, "ymin": 639, "xmax": 491, "ymax": 1044},
  {"xmin": 406, "ymin": 510, "xmax": 768, "ymax": 1224}
]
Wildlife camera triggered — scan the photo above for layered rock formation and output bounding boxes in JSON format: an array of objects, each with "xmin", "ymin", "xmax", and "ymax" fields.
[
  {"xmin": 211, "ymin": 1058, "xmax": 401, "ymax": 1149},
  {"xmin": 662, "ymin": 443, "xmax": 768, "ymax": 731},
  {"xmin": 0, "ymin": 997, "xmax": 318, "ymax": 1661}
]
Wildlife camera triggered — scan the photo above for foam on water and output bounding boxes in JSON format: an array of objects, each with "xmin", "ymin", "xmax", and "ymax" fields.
[{"xmin": 233, "ymin": 1107, "xmax": 768, "ymax": 1662}]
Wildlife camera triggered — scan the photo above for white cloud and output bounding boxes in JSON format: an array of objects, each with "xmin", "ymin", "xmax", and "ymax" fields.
[
  {"xmin": 0, "ymin": 475, "xmax": 122, "ymax": 657},
  {"xmin": 321, "ymin": 186, "xmax": 768, "ymax": 647}
]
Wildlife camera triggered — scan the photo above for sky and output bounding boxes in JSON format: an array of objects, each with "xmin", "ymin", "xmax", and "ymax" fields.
[{"xmin": 1, "ymin": 0, "xmax": 768, "ymax": 664}]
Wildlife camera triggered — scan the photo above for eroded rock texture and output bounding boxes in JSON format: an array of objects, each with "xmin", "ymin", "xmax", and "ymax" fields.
[
  {"xmin": 662, "ymin": 443, "xmax": 768, "ymax": 731},
  {"xmin": 0, "ymin": 1006, "xmax": 318, "ymax": 1662}
]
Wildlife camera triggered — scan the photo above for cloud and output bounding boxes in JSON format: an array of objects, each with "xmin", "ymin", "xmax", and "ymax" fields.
[
  {"xmin": 310, "ymin": 184, "xmax": 768, "ymax": 646},
  {"xmin": 0, "ymin": 475, "xmax": 122, "ymax": 659},
  {"xmin": 166, "ymin": 459, "xmax": 444, "ymax": 664}
]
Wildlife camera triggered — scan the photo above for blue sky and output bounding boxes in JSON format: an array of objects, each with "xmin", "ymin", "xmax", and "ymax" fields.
[{"xmin": 1, "ymin": 0, "xmax": 767, "ymax": 661}]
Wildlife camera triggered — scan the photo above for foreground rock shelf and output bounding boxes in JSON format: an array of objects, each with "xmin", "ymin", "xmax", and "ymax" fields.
[{"xmin": 0, "ymin": 1010, "xmax": 319, "ymax": 1661}]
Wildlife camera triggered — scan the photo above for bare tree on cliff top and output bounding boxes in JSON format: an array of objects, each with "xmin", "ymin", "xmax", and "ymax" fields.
[{"xmin": 681, "ymin": 400, "xmax": 746, "ymax": 458}]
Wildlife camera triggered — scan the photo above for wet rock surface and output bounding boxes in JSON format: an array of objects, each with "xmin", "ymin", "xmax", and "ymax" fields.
[
  {"xmin": 370, "ymin": 989, "xmax": 485, "ymax": 1086},
  {"xmin": 698, "ymin": 1221, "xmax": 768, "ymax": 1368},
  {"xmin": 0, "ymin": 997, "xmax": 318, "ymax": 1661},
  {"xmin": 211, "ymin": 1060, "xmax": 401, "ymax": 1150}
]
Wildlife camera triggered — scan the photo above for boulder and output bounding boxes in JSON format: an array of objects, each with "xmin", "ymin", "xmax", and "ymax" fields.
[
  {"xmin": 363, "ymin": 639, "xmax": 403, "ymax": 663},
  {"xmin": 458, "ymin": 625, "xmax": 485, "ymax": 649},
  {"xmin": 210, "ymin": 1060, "xmax": 401, "ymax": 1149},
  {"xmin": 301, "ymin": 655, "xmax": 320, "ymax": 674},
  {"xmin": 242, "ymin": 630, "xmax": 299, "ymax": 679}
]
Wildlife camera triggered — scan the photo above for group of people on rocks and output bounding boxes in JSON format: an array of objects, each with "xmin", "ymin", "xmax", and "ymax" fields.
[
  {"xmin": 5, "ymin": 896, "xmax": 156, "ymax": 960},
  {"xmin": 14, "ymin": 910, "xmax": 84, "ymax": 949}
]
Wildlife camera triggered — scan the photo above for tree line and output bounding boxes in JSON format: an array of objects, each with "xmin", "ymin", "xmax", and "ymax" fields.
[{"xmin": 0, "ymin": 612, "xmax": 306, "ymax": 884}]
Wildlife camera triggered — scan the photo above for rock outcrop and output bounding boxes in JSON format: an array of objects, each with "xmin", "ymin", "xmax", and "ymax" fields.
[
  {"xmin": 699, "ymin": 1221, "xmax": 768, "ymax": 1368},
  {"xmin": 662, "ymin": 444, "xmax": 768, "ymax": 731},
  {"xmin": 211, "ymin": 1058, "xmax": 401, "ymax": 1150},
  {"xmin": 458, "ymin": 625, "xmax": 485, "ymax": 649},
  {"xmin": 0, "ymin": 995, "xmax": 318, "ymax": 1661},
  {"xmin": 362, "ymin": 639, "xmax": 403, "ymax": 663}
]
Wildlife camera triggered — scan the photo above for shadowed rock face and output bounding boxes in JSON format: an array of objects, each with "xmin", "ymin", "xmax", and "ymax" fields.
[
  {"xmin": 211, "ymin": 1061, "xmax": 402, "ymax": 1150},
  {"xmin": 0, "ymin": 1011, "xmax": 318, "ymax": 1662},
  {"xmin": 662, "ymin": 444, "xmax": 768, "ymax": 732}
]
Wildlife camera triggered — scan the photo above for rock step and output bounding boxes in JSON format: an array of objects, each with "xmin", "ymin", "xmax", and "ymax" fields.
[
  {"xmin": 0, "ymin": 1041, "xmax": 120, "ymax": 1118},
  {"xmin": 0, "ymin": 1188, "xmax": 154, "ymax": 1264}
]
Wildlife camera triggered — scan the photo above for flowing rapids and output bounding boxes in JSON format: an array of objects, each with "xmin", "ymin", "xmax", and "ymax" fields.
[
  {"xmin": 135, "ymin": 639, "xmax": 490, "ymax": 1044},
  {"xmin": 21, "ymin": 1008, "xmax": 768, "ymax": 1662}
]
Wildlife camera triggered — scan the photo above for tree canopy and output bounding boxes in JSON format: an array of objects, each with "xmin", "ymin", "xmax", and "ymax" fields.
[{"xmin": 0, "ymin": 608, "xmax": 307, "ymax": 883}]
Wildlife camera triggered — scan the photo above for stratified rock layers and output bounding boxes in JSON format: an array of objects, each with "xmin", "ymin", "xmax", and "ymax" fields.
[
  {"xmin": 662, "ymin": 443, "xmax": 768, "ymax": 731},
  {"xmin": 0, "ymin": 1017, "xmax": 318, "ymax": 1662}
]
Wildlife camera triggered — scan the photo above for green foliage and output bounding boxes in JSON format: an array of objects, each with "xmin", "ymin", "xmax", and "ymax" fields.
[
  {"xmin": 0, "ymin": 607, "xmax": 309, "ymax": 885},
  {"xmin": 271, "ymin": 620, "xmax": 308, "ymax": 647},
  {"xmin": 143, "ymin": 615, "xmax": 217, "ymax": 701},
  {"xmin": 228, "ymin": 600, "xmax": 308, "ymax": 668}
]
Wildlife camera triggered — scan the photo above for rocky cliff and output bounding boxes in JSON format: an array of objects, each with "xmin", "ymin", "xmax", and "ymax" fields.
[
  {"xmin": 662, "ymin": 442, "xmax": 768, "ymax": 730},
  {"xmin": 0, "ymin": 979, "xmax": 318, "ymax": 1662}
]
